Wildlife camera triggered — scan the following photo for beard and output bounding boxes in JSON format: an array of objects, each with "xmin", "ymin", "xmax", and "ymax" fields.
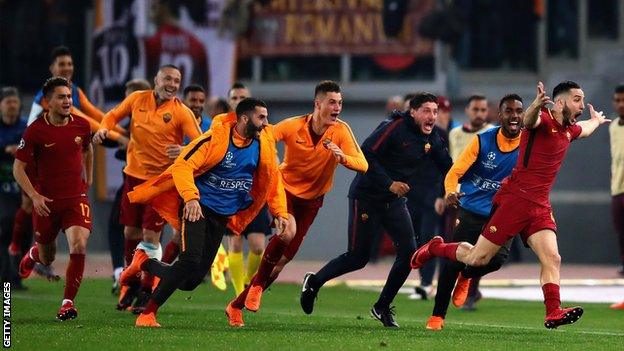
[
  {"xmin": 244, "ymin": 122, "xmax": 262, "ymax": 138},
  {"xmin": 562, "ymin": 104, "xmax": 580, "ymax": 126}
]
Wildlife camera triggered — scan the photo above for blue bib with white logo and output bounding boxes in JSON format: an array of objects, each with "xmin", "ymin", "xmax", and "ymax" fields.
[
  {"xmin": 195, "ymin": 135, "xmax": 260, "ymax": 216},
  {"xmin": 459, "ymin": 127, "xmax": 518, "ymax": 216}
]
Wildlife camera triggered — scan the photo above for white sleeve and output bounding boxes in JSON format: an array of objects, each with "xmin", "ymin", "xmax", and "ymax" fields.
[{"xmin": 27, "ymin": 102, "xmax": 43, "ymax": 126}]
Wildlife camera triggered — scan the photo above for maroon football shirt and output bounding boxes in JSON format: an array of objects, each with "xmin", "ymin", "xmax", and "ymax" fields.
[
  {"xmin": 15, "ymin": 113, "xmax": 91, "ymax": 200},
  {"xmin": 501, "ymin": 108, "xmax": 582, "ymax": 207}
]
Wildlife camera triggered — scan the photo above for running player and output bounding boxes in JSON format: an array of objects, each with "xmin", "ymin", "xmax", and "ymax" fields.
[
  {"xmin": 300, "ymin": 92, "xmax": 451, "ymax": 328},
  {"xmin": 14, "ymin": 77, "xmax": 93, "ymax": 320},
  {"xmin": 28, "ymin": 46, "xmax": 127, "ymax": 143},
  {"xmin": 122, "ymin": 98, "xmax": 295, "ymax": 327},
  {"xmin": 226, "ymin": 80, "xmax": 368, "ymax": 327},
  {"xmin": 426, "ymin": 94, "xmax": 524, "ymax": 330},
  {"xmin": 223, "ymin": 82, "xmax": 270, "ymax": 296},
  {"xmin": 412, "ymin": 81, "xmax": 611, "ymax": 329},
  {"xmin": 93, "ymin": 64, "xmax": 201, "ymax": 311}
]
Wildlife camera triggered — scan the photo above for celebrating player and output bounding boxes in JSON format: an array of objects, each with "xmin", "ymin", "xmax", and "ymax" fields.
[
  {"xmin": 93, "ymin": 64, "xmax": 201, "ymax": 312},
  {"xmin": 14, "ymin": 77, "xmax": 93, "ymax": 320},
  {"xmin": 426, "ymin": 94, "xmax": 524, "ymax": 330},
  {"xmin": 121, "ymin": 98, "xmax": 295, "ymax": 327},
  {"xmin": 412, "ymin": 81, "xmax": 611, "ymax": 329}
]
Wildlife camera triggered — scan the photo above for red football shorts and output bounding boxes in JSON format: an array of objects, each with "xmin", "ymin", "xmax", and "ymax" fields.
[
  {"xmin": 34, "ymin": 196, "xmax": 92, "ymax": 245},
  {"xmin": 119, "ymin": 174, "xmax": 166, "ymax": 232},
  {"xmin": 283, "ymin": 191, "xmax": 324, "ymax": 261},
  {"xmin": 481, "ymin": 190, "xmax": 557, "ymax": 247}
]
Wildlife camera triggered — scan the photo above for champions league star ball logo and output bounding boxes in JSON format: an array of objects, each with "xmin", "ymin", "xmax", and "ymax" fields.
[
  {"xmin": 483, "ymin": 151, "xmax": 497, "ymax": 169},
  {"xmin": 222, "ymin": 151, "xmax": 236, "ymax": 168}
]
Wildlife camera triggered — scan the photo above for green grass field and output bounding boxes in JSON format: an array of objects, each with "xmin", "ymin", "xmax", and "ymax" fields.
[{"xmin": 9, "ymin": 278, "xmax": 624, "ymax": 350}]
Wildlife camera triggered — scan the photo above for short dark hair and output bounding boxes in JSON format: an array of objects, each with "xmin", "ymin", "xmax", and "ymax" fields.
[
  {"xmin": 235, "ymin": 97, "xmax": 267, "ymax": 118},
  {"xmin": 409, "ymin": 92, "xmax": 438, "ymax": 110},
  {"xmin": 0, "ymin": 86, "xmax": 19, "ymax": 102},
  {"xmin": 50, "ymin": 46, "xmax": 72, "ymax": 65},
  {"xmin": 228, "ymin": 82, "xmax": 248, "ymax": 96},
  {"xmin": 499, "ymin": 94, "xmax": 523, "ymax": 110},
  {"xmin": 467, "ymin": 94, "xmax": 487, "ymax": 105},
  {"xmin": 213, "ymin": 98, "xmax": 231, "ymax": 114},
  {"xmin": 314, "ymin": 80, "xmax": 341, "ymax": 98},
  {"xmin": 552, "ymin": 80, "xmax": 581, "ymax": 99},
  {"xmin": 42, "ymin": 77, "xmax": 71, "ymax": 98},
  {"xmin": 404, "ymin": 92, "xmax": 418, "ymax": 102},
  {"xmin": 614, "ymin": 84, "xmax": 624, "ymax": 94},
  {"xmin": 183, "ymin": 84, "xmax": 205, "ymax": 98}
]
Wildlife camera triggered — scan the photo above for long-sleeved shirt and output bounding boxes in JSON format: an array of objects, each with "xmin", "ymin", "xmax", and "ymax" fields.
[
  {"xmin": 350, "ymin": 111, "xmax": 452, "ymax": 203},
  {"xmin": 273, "ymin": 114, "xmax": 368, "ymax": 200}
]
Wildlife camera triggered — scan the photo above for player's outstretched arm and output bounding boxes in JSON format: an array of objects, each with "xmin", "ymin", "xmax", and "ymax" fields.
[
  {"xmin": 523, "ymin": 81, "xmax": 553, "ymax": 129},
  {"xmin": 577, "ymin": 103, "xmax": 611, "ymax": 138}
]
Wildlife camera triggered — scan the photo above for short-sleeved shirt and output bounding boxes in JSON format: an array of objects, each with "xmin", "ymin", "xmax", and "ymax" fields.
[
  {"xmin": 100, "ymin": 90, "xmax": 201, "ymax": 180},
  {"xmin": 15, "ymin": 114, "xmax": 91, "ymax": 200},
  {"xmin": 501, "ymin": 108, "xmax": 582, "ymax": 207}
]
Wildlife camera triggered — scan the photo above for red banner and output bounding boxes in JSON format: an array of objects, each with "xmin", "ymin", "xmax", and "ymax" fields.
[{"xmin": 240, "ymin": 0, "xmax": 435, "ymax": 57}]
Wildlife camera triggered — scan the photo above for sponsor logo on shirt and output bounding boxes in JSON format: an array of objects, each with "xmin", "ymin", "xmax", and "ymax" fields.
[
  {"xmin": 204, "ymin": 173, "xmax": 252, "ymax": 192},
  {"xmin": 17, "ymin": 139, "xmax": 25, "ymax": 150}
]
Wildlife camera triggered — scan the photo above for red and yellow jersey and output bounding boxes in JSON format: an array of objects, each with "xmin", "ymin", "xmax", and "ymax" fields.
[
  {"xmin": 274, "ymin": 114, "xmax": 368, "ymax": 199},
  {"xmin": 100, "ymin": 90, "xmax": 201, "ymax": 180}
]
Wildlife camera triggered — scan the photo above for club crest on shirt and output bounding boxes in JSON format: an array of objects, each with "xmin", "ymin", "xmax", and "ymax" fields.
[
  {"xmin": 455, "ymin": 218, "xmax": 460, "ymax": 227},
  {"xmin": 565, "ymin": 131, "xmax": 571, "ymax": 141},
  {"xmin": 424, "ymin": 143, "xmax": 431, "ymax": 153},
  {"xmin": 489, "ymin": 225, "xmax": 497, "ymax": 233},
  {"xmin": 163, "ymin": 112, "xmax": 172, "ymax": 123},
  {"xmin": 74, "ymin": 136, "xmax": 82, "ymax": 145},
  {"xmin": 361, "ymin": 213, "xmax": 369, "ymax": 222}
]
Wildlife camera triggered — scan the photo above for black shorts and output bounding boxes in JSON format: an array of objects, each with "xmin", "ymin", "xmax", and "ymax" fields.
[{"xmin": 226, "ymin": 204, "xmax": 272, "ymax": 238}]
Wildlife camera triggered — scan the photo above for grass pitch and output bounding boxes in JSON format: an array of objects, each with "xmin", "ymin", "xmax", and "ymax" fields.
[{"xmin": 9, "ymin": 278, "xmax": 624, "ymax": 350}]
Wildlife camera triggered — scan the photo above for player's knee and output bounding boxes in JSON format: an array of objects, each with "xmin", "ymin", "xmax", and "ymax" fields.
[
  {"xmin": 69, "ymin": 240, "xmax": 87, "ymax": 255},
  {"xmin": 468, "ymin": 256, "xmax": 489, "ymax": 267},
  {"xmin": 544, "ymin": 252, "xmax": 561, "ymax": 268}
]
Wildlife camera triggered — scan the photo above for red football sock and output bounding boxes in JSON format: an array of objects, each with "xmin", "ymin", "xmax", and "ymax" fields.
[
  {"xmin": 161, "ymin": 241, "xmax": 180, "ymax": 264},
  {"xmin": 64, "ymin": 253, "xmax": 85, "ymax": 301},
  {"xmin": 542, "ymin": 283, "xmax": 561, "ymax": 315},
  {"xmin": 253, "ymin": 236, "xmax": 288, "ymax": 287},
  {"xmin": 429, "ymin": 242, "xmax": 459, "ymax": 261},
  {"xmin": 144, "ymin": 299, "xmax": 159, "ymax": 315},
  {"xmin": 140, "ymin": 272, "xmax": 154, "ymax": 291},
  {"xmin": 124, "ymin": 239, "xmax": 141, "ymax": 266},
  {"xmin": 9, "ymin": 208, "xmax": 32, "ymax": 254},
  {"xmin": 231, "ymin": 285, "xmax": 250, "ymax": 309}
]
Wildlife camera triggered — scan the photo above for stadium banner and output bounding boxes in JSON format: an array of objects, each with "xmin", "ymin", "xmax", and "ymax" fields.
[
  {"xmin": 239, "ymin": 0, "xmax": 435, "ymax": 57},
  {"xmin": 89, "ymin": 0, "xmax": 236, "ymax": 199}
]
